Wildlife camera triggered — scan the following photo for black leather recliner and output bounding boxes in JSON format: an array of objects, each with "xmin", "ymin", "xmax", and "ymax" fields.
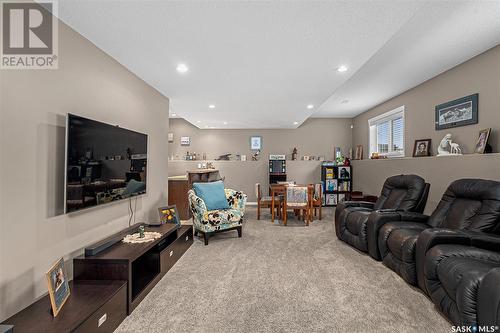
[
  {"xmin": 378, "ymin": 179, "xmax": 500, "ymax": 286},
  {"xmin": 335, "ymin": 174, "xmax": 429, "ymax": 254},
  {"xmin": 478, "ymin": 267, "xmax": 500, "ymax": 326},
  {"xmin": 418, "ymin": 229, "xmax": 500, "ymax": 326}
]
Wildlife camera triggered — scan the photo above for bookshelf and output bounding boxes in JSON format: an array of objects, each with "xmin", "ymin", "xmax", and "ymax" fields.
[{"xmin": 321, "ymin": 163, "xmax": 352, "ymax": 206}]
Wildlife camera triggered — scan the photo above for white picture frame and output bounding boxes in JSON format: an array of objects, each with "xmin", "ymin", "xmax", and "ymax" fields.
[
  {"xmin": 250, "ymin": 136, "xmax": 262, "ymax": 150},
  {"xmin": 180, "ymin": 136, "xmax": 190, "ymax": 146}
]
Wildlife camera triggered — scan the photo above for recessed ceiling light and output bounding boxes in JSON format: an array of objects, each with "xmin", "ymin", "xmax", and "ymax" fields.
[
  {"xmin": 176, "ymin": 63, "xmax": 189, "ymax": 73},
  {"xmin": 337, "ymin": 65, "xmax": 349, "ymax": 72},
  {"xmin": 307, "ymin": 104, "xmax": 314, "ymax": 109},
  {"xmin": 208, "ymin": 104, "xmax": 216, "ymax": 109},
  {"xmin": 341, "ymin": 99, "xmax": 349, "ymax": 104},
  {"xmin": 197, "ymin": 120, "xmax": 201, "ymax": 123},
  {"xmin": 223, "ymin": 121, "xmax": 228, "ymax": 125},
  {"xmin": 171, "ymin": 113, "xmax": 177, "ymax": 117},
  {"xmin": 293, "ymin": 121, "xmax": 299, "ymax": 125}
]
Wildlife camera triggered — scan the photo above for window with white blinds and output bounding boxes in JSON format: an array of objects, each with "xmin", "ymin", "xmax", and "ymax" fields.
[{"xmin": 368, "ymin": 106, "xmax": 405, "ymax": 158}]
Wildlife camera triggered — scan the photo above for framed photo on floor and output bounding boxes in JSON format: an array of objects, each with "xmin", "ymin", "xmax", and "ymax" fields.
[
  {"xmin": 46, "ymin": 258, "xmax": 70, "ymax": 317},
  {"xmin": 413, "ymin": 139, "xmax": 431, "ymax": 157}
]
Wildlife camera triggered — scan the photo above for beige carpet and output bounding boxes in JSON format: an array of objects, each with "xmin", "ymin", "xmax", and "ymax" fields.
[{"xmin": 115, "ymin": 207, "xmax": 450, "ymax": 333}]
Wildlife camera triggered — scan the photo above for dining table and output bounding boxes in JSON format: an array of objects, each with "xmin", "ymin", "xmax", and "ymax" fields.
[{"xmin": 269, "ymin": 183, "xmax": 312, "ymax": 222}]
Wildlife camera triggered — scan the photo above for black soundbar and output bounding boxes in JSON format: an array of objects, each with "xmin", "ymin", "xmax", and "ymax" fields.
[{"xmin": 84, "ymin": 223, "xmax": 146, "ymax": 256}]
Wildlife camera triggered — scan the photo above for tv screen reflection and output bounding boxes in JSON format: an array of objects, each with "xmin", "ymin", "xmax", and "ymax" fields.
[{"xmin": 66, "ymin": 114, "xmax": 148, "ymax": 213}]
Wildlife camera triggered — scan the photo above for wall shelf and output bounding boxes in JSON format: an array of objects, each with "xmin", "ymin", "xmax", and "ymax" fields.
[{"xmin": 352, "ymin": 152, "xmax": 500, "ymax": 163}]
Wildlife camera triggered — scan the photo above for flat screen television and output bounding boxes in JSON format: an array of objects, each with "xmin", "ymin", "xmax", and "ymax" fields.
[{"xmin": 65, "ymin": 114, "xmax": 148, "ymax": 213}]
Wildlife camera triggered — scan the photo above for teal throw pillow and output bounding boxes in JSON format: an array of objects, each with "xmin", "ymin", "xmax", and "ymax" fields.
[{"xmin": 192, "ymin": 181, "xmax": 229, "ymax": 211}]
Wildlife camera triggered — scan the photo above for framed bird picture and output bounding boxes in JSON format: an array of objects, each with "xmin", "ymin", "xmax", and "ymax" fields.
[{"xmin": 158, "ymin": 205, "xmax": 181, "ymax": 227}]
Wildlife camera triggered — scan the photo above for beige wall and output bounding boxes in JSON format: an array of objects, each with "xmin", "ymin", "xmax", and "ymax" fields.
[
  {"xmin": 353, "ymin": 44, "xmax": 500, "ymax": 155},
  {"xmin": 0, "ymin": 20, "xmax": 169, "ymax": 320},
  {"xmin": 169, "ymin": 118, "xmax": 353, "ymax": 161},
  {"xmin": 169, "ymin": 160, "xmax": 323, "ymax": 202},
  {"xmin": 352, "ymin": 44, "xmax": 500, "ymax": 214},
  {"xmin": 168, "ymin": 118, "xmax": 353, "ymax": 201},
  {"xmin": 352, "ymin": 155, "xmax": 500, "ymax": 215}
]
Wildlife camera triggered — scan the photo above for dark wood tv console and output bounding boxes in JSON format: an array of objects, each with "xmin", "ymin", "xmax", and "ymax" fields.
[
  {"xmin": 3, "ymin": 280, "xmax": 127, "ymax": 333},
  {"xmin": 74, "ymin": 223, "xmax": 193, "ymax": 314},
  {"xmin": 2, "ymin": 223, "xmax": 193, "ymax": 332}
]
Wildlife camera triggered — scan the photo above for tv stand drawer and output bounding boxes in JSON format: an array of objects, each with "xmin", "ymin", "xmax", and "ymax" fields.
[
  {"xmin": 74, "ymin": 282, "xmax": 127, "ymax": 333},
  {"xmin": 1, "ymin": 281, "xmax": 127, "ymax": 333},
  {"xmin": 160, "ymin": 226, "xmax": 193, "ymax": 274}
]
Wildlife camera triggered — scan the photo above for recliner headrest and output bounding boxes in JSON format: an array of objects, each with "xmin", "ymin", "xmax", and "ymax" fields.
[
  {"xmin": 444, "ymin": 179, "xmax": 500, "ymax": 201},
  {"xmin": 428, "ymin": 178, "xmax": 500, "ymax": 233},
  {"xmin": 374, "ymin": 174, "xmax": 426, "ymax": 211}
]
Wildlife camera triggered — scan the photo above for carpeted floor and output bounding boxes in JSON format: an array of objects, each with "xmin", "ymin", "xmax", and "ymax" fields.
[{"xmin": 116, "ymin": 207, "xmax": 450, "ymax": 333}]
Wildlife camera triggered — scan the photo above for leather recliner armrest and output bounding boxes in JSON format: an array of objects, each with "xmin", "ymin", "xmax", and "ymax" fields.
[
  {"xmin": 397, "ymin": 211, "xmax": 431, "ymax": 222},
  {"xmin": 367, "ymin": 211, "xmax": 429, "ymax": 260},
  {"xmin": 338, "ymin": 201, "xmax": 375, "ymax": 210},
  {"xmin": 416, "ymin": 229, "xmax": 471, "ymax": 292},
  {"xmin": 469, "ymin": 231, "xmax": 500, "ymax": 252},
  {"xmin": 335, "ymin": 201, "xmax": 375, "ymax": 236},
  {"xmin": 478, "ymin": 267, "xmax": 500, "ymax": 326},
  {"xmin": 415, "ymin": 229, "xmax": 500, "ymax": 292}
]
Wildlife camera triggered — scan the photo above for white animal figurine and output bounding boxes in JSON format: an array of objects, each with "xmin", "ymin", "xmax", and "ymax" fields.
[
  {"xmin": 450, "ymin": 142, "xmax": 462, "ymax": 154},
  {"xmin": 437, "ymin": 133, "xmax": 463, "ymax": 156}
]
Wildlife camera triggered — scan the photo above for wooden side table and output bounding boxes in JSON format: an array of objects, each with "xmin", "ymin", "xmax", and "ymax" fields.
[{"xmin": 168, "ymin": 176, "xmax": 191, "ymax": 220}]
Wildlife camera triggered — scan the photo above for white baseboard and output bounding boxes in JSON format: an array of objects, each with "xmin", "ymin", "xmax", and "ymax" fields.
[{"xmin": 246, "ymin": 202, "xmax": 257, "ymax": 206}]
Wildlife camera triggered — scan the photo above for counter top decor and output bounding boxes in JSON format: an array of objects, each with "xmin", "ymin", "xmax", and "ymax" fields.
[{"xmin": 123, "ymin": 232, "xmax": 162, "ymax": 244}]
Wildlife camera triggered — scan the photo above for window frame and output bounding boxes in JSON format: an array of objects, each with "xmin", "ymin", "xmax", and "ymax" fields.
[{"xmin": 368, "ymin": 106, "xmax": 405, "ymax": 158}]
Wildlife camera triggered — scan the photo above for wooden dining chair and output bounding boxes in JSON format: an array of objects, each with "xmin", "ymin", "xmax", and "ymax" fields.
[
  {"xmin": 312, "ymin": 183, "xmax": 323, "ymax": 220},
  {"xmin": 282, "ymin": 185, "xmax": 313, "ymax": 226},
  {"xmin": 256, "ymin": 183, "xmax": 281, "ymax": 220}
]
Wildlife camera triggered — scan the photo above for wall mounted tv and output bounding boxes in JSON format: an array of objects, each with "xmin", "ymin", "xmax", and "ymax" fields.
[{"xmin": 65, "ymin": 114, "xmax": 148, "ymax": 213}]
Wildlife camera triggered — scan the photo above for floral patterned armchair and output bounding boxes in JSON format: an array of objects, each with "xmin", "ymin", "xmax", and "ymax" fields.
[{"xmin": 188, "ymin": 188, "xmax": 247, "ymax": 245}]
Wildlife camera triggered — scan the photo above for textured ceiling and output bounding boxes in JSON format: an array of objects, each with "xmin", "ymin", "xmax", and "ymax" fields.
[{"xmin": 56, "ymin": 1, "xmax": 500, "ymax": 128}]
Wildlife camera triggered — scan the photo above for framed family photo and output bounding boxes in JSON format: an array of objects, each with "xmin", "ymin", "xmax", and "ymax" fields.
[
  {"xmin": 46, "ymin": 258, "xmax": 70, "ymax": 317},
  {"xmin": 413, "ymin": 139, "xmax": 431, "ymax": 157},
  {"xmin": 474, "ymin": 128, "xmax": 491, "ymax": 154},
  {"xmin": 435, "ymin": 94, "xmax": 478, "ymax": 130}
]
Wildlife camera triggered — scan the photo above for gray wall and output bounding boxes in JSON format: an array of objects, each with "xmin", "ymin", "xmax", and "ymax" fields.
[
  {"xmin": 168, "ymin": 118, "xmax": 353, "ymax": 201},
  {"xmin": 169, "ymin": 160, "xmax": 323, "ymax": 202},
  {"xmin": 352, "ymin": 44, "xmax": 500, "ymax": 214},
  {"xmin": 0, "ymin": 19, "xmax": 169, "ymax": 320}
]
